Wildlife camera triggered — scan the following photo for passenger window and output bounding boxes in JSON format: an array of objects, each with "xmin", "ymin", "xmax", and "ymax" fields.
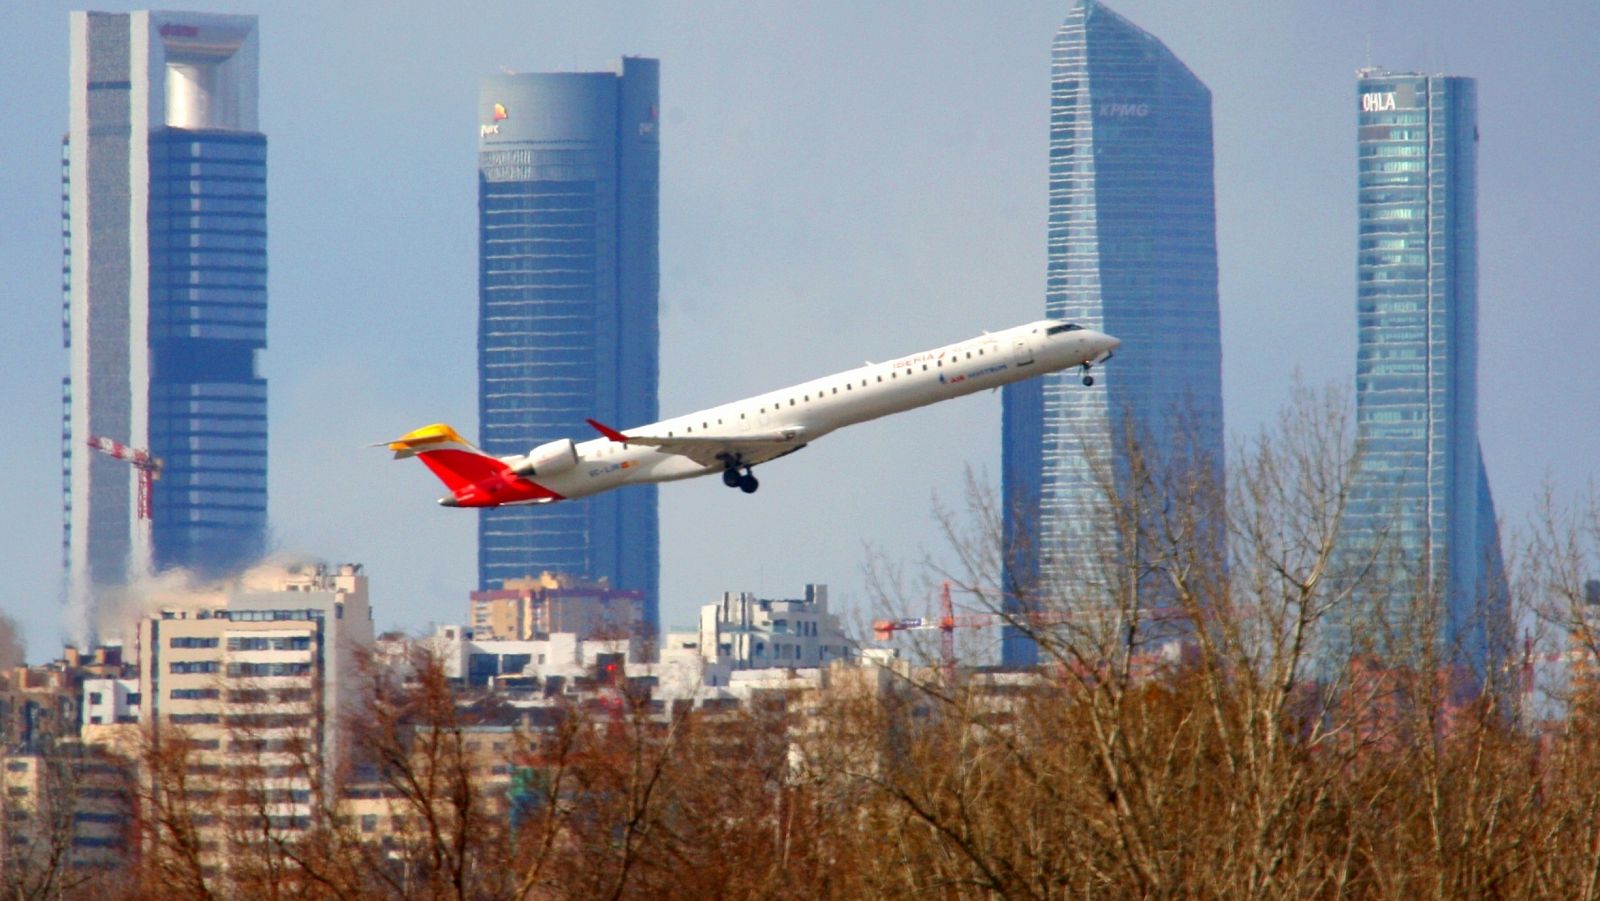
[
  {"xmin": 832, "ymin": 388, "xmax": 837, "ymax": 394},
  {"xmin": 922, "ymin": 364, "xmax": 928, "ymax": 371},
  {"xmin": 876, "ymin": 376, "xmax": 882, "ymax": 383}
]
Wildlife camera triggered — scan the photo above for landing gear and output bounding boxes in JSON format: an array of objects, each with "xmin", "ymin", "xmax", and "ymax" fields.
[
  {"xmin": 1081, "ymin": 362, "xmax": 1095, "ymax": 387},
  {"xmin": 718, "ymin": 453, "xmax": 760, "ymax": 494}
]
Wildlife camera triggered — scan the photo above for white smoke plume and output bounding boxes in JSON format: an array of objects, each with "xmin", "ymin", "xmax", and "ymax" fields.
[
  {"xmin": 87, "ymin": 554, "xmax": 326, "ymax": 650},
  {"xmin": 0, "ymin": 613, "xmax": 26, "ymax": 671}
]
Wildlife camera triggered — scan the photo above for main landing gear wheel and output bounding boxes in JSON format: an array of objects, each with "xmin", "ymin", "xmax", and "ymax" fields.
[{"xmin": 720, "ymin": 454, "xmax": 759, "ymax": 493}]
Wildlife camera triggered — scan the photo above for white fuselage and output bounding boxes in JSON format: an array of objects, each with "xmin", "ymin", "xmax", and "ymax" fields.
[{"xmin": 507, "ymin": 320, "xmax": 1116, "ymax": 501}]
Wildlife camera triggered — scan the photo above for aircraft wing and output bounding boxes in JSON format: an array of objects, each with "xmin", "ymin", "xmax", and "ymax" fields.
[{"xmin": 587, "ymin": 419, "xmax": 806, "ymax": 468}]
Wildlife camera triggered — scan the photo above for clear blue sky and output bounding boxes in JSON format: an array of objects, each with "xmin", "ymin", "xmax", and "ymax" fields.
[{"xmin": 1, "ymin": 1, "xmax": 1595, "ymax": 659}]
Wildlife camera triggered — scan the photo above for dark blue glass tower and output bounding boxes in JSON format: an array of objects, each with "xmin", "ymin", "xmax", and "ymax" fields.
[
  {"xmin": 476, "ymin": 59, "xmax": 660, "ymax": 631},
  {"xmin": 1001, "ymin": 0, "xmax": 1223, "ymax": 665},
  {"xmin": 1337, "ymin": 70, "xmax": 1507, "ymax": 672},
  {"xmin": 66, "ymin": 12, "xmax": 266, "ymax": 639},
  {"xmin": 146, "ymin": 131, "xmax": 268, "ymax": 576}
]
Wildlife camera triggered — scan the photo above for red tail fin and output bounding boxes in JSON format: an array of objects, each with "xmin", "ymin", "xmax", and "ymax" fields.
[
  {"xmin": 384, "ymin": 423, "xmax": 507, "ymax": 493},
  {"xmin": 383, "ymin": 423, "xmax": 565, "ymax": 507},
  {"xmin": 415, "ymin": 448, "xmax": 511, "ymax": 493}
]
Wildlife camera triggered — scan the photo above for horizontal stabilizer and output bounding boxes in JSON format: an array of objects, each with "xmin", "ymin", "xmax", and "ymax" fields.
[{"xmin": 586, "ymin": 419, "xmax": 630, "ymax": 443}]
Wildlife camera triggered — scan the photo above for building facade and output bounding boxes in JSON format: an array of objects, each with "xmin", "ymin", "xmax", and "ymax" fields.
[
  {"xmin": 431, "ymin": 624, "xmax": 638, "ymax": 690},
  {"xmin": 476, "ymin": 59, "xmax": 660, "ymax": 631},
  {"xmin": 135, "ymin": 563, "xmax": 373, "ymax": 852},
  {"xmin": 689, "ymin": 584, "xmax": 852, "ymax": 673},
  {"xmin": 468, "ymin": 571, "xmax": 645, "ymax": 642},
  {"xmin": 65, "ymin": 12, "xmax": 268, "ymax": 637},
  {"xmin": 1001, "ymin": 0, "xmax": 1223, "ymax": 664},
  {"xmin": 1336, "ymin": 70, "xmax": 1506, "ymax": 670}
]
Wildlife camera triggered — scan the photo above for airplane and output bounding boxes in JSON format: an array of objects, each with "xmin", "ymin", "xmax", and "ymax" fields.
[{"xmin": 383, "ymin": 319, "xmax": 1118, "ymax": 508}]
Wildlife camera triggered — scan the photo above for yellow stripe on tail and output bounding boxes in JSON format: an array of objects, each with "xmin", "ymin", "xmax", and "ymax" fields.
[{"xmin": 384, "ymin": 423, "xmax": 479, "ymax": 460}]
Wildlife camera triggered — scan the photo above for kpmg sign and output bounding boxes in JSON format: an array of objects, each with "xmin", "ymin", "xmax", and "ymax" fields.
[{"xmin": 1097, "ymin": 102, "xmax": 1150, "ymax": 118}]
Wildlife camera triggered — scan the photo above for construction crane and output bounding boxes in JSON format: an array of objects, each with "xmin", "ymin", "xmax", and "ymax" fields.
[
  {"xmin": 87, "ymin": 435, "xmax": 162, "ymax": 520},
  {"xmin": 873, "ymin": 582, "xmax": 1187, "ymax": 677},
  {"xmin": 872, "ymin": 583, "xmax": 989, "ymax": 677}
]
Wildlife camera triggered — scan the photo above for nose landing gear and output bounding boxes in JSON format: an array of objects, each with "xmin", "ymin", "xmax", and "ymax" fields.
[{"xmin": 1081, "ymin": 362, "xmax": 1095, "ymax": 387}]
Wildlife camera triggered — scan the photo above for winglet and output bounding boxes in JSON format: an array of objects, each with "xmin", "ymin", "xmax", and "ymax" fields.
[{"xmin": 586, "ymin": 419, "xmax": 630, "ymax": 443}]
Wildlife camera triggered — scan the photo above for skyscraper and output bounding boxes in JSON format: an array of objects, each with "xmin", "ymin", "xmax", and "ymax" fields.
[
  {"xmin": 65, "ymin": 12, "xmax": 268, "ymax": 635},
  {"xmin": 1001, "ymin": 0, "xmax": 1223, "ymax": 664},
  {"xmin": 1338, "ymin": 69, "xmax": 1506, "ymax": 670},
  {"xmin": 476, "ymin": 59, "xmax": 660, "ymax": 631}
]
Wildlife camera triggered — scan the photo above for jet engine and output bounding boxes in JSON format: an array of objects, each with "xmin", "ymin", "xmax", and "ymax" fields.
[{"xmin": 515, "ymin": 438, "xmax": 578, "ymax": 476}]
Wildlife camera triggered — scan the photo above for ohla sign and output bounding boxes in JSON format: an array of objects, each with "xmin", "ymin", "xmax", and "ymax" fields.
[{"xmin": 1361, "ymin": 92, "xmax": 1398, "ymax": 112}]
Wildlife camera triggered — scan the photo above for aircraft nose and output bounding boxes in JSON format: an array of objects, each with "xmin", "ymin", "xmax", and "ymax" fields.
[{"xmin": 1102, "ymin": 332, "xmax": 1121, "ymax": 353}]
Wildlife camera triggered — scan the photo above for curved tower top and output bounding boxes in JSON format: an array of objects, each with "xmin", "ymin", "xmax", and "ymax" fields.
[{"xmin": 1002, "ymin": 0, "xmax": 1223, "ymax": 664}]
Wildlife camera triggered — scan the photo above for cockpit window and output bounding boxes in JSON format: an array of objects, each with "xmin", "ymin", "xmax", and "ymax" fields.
[{"xmin": 1047, "ymin": 323, "xmax": 1084, "ymax": 335}]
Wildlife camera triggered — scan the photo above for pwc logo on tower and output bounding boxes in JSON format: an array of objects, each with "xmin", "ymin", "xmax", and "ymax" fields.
[{"xmin": 481, "ymin": 103, "xmax": 508, "ymax": 138}]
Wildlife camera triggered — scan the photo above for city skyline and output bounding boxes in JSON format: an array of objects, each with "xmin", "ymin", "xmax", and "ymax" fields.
[
  {"xmin": 1002, "ymin": 0, "xmax": 1224, "ymax": 664},
  {"xmin": 476, "ymin": 61, "xmax": 661, "ymax": 629},
  {"xmin": 0, "ymin": 2, "xmax": 1594, "ymax": 659}
]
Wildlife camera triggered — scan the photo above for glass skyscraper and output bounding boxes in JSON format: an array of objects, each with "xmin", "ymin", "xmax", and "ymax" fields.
[
  {"xmin": 65, "ymin": 11, "xmax": 267, "ymax": 637},
  {"xmin": 1338, "ymin": 69, "xmax": 1506, "ymax": 670},
  {"xmin": 1001, "ymin": 0, "xmax": 1223, "ymax": 665},
  {"xmin": 477, "ymin": 59, "xmax": 660, "ymax": 631}
]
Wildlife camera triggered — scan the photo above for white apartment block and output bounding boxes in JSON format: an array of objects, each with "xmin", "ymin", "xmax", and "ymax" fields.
[
  {"xmin": 136, "ymin": 562, "xmax": 373, "ymax": 848},
  {"xmin": 430, "ymin": 625, "xmax": 637, "ymax": 688},
  {"xmin": 81, "ymin": 677, "xmax": 141, "ymax": 727},
  {"xmin": 692, "ymin": 584, "xmax": 853, "ymax": 672}
]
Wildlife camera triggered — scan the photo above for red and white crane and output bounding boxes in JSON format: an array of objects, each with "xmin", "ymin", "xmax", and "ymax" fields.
[
  {"xmin": 873, "ymin": 582, "xmax": 1188, "ymax": 677},
  {"xmin": 86, "ymin": 435, "xmax": 162, "ymax": 520}
]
